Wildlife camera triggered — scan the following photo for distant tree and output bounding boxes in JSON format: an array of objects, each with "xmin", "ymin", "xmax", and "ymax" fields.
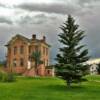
[
  {"xmin": 97, "ymin": 63, "xmax": 100, "ymax": 74},
  {"xmin": 56, "ymin": 15, "xmax": 89, "ymax": 87},
  {"xmin": 30, "ymin": 50, "xmax": 43, "ymax": 75},
  {"xmin": 0, "ymin": 60, "xmax": 6, "ymax": 67}
]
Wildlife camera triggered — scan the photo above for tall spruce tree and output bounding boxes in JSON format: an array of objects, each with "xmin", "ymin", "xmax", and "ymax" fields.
[{"xmin": 56, "ymin": 15, "xmax": 89, "ymax": 87}]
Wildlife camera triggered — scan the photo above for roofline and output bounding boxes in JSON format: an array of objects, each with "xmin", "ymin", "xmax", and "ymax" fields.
[{"xmin": 5, "ymin": 34, "xmax": 51, "ymax": 47}]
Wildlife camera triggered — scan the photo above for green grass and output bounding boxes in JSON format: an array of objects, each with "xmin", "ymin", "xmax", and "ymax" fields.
[{"xmin": 0, "ymin": 76, "xmax": 100, "ymax": 100}]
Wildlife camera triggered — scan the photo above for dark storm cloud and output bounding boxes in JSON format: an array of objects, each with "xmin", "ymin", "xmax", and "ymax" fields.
[
  {"xmin": 0, "ymin": 0, "xmax": 100, "ymax": 62},
  {"xmin": 0, "ymin": 17, "xmax": 12, "ymax": 25},
  {"xmin": 0, "ymin": 3, "xmax": 6, "ymax": 7},
  {"xmin": 18, "ymin": 14, "xmax": 48, "ymax": 25},
  {"xmin": 78, "ymin": 0, "xmax": 100, "ymax": 9},
  {"xmin": 0, "ymin": 3, "xmax": 11, "ymax": 8},
  {"xmin": 78, "ymin": 0, "xmax": 100, "ymax": 4},
  {"xmin": 17, "ymin": 13, "xmax": 58, "ymax": 25},
  {"xmin": 16, "ymin": 3, "xmax": 78, "ymax": 15}
]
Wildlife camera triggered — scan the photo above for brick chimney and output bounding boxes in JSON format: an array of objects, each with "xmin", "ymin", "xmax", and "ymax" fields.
[{"xmin": 32, "ymin": 34, "xmax": 36, "ymax": 40}]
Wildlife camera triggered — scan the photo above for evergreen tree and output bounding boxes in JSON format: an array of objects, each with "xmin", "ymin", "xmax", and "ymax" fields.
[
  {"xmin": 97, "ymin": 63, "xmax": 100, "ymax": 74},
  {"xmin": 56, "ymin": 15, "xmax": 89, "ymax": 87}
]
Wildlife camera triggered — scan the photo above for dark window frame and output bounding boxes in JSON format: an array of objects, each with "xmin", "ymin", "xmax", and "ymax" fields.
[
  {"xmin": 20, "ymin": 45, "xmax": 24, "ymax": 54},
  {"xmin": 20, "ymin": 58, "xmax": 24, "ymax": 67},
  {"xmin": 14, "ymin": 46, "xmax": 17, "ymax": 55},
  {"xmin": 13, "ymin": 58, "xmax": 17, "ymax": 67}
]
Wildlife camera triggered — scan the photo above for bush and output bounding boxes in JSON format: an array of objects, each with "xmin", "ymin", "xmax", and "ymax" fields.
[
  {"xmin": 7, "ymin": 73, "xmax": 15, "ymax": 82},
  {"xmin": 0, "ymin": 71, "xmax": 15, "ymax": 82},
  {"xmin": 0, "ymin": 71, "xmax": 3, "ymax": 80}
]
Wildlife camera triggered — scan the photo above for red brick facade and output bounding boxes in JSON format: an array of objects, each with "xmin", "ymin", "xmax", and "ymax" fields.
[{"xmin": 5, "ymin": 34, "xmax": 54, "ymax": 77}]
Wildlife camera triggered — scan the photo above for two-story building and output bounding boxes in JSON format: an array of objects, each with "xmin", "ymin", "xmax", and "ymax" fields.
[{"xmin": 5, "ymin": 34, "xmax": 54, "ymax": 76}]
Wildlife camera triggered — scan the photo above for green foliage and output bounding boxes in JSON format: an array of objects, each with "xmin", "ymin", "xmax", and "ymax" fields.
[
  {"xmin": 0, "ymin": 71, "xmax": 15, "ymax": 82},
  {"xmin": 46, "ymin": 65, "xmax": 54, "ymax": 69},
  {"xmin": 30, "ymin": 50, "xmax": 43, "ymax": 68},
  {"xmin": 0, "ymin": 60, "xmax": 6, "ymax": 67},
  {"xmin": 30, "ymin": 50, "xmax": 43, "ymax": 76},
  {"xmin": 0, "ymin": 71, "xmax": 3, "ymax": 80},
  {"xmin": 56, "ymin": 15, "xmax": 89, "ymax": 87},
  {"xmin": 97, "ymin": 63, "xmax": 100, "ymax": 74},
  {"xmin": 0, "ymin": 63, "xmax": 3, "ymax": 67},
  {"xmin": 7, "ymin": 73, "xmax": 15, "ymax": 82}
]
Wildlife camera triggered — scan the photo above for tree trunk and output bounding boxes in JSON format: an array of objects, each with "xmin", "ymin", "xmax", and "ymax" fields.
[{"xmin": 66, "ymin": 79, "xmax": 71, "ymax": 87}]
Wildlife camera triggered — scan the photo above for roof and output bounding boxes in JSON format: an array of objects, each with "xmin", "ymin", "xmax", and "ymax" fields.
[
  {"xmin": 86, "ymin": 58, "xmax": 100, "ymax": 65},
  {"xmin": 5, "ymin": 34, "xmax": 51, "ymax": 47},
  {"xmin": 5, "ymin": 34, "xmax": 30, "ymax": 46}
]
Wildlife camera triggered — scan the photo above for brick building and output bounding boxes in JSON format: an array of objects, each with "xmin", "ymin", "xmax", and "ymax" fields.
[{"xmin": 5, "ymin": 34, "xmax": 54, "ymax": 77}]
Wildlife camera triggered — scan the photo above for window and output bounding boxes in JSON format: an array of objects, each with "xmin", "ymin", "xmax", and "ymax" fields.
[
  {"xmin": 44, "ymin": 60, "xmax": 45, "ymax": 66},
  {"xmin": 43, "ymin": 47, "xmax": 45, "ymax": 55},
  {"xmin": 14, "ymin": 46, "xmax": 17, "ymax": 55},
  {"xmin": 36, "ymin": 70, "xmax": 39, "ymax": 75},
  {"xmin": 29, "ymin": 46, "xmax": 31, "ymax": 54},
  {"xmin": 13, "ymin": 59, "xmax": 17, "ymax": 67},
  {"xmin": 47, "ymin": 70, "xmax": 50, "ymax": 74},
  {"xmin": 46, "ymin": 48, "xmax": 48, "ymax": 56},
  {"xmin": 20, "ymin": 58, "xmax": 24, "ymax": 67},
  {"xmin": 43, "ymin": 47, "xmax": 48, "ymax": 56},
  {"xmin": 20, "ymin": 46, "xmax": 24, "ymax": 54},
  {"xmin": 44, "ymin": 60, "xmax": 47, "ymax": 66},
  {"xmin": 47, "ymin": 60, "xmax": 49, "ymax": 66}
]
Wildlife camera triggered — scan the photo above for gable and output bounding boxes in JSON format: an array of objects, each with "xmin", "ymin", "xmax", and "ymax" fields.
[{"xmin": 6, "ymin": 34, "xmax": 30, "ymax": 46}]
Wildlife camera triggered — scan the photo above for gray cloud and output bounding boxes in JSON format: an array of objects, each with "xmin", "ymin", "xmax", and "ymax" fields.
[
  {"xmin": 18, "ymin": 14, "xmax": 48, "ymax": 25},
  {"xmin": 0, "ymin": 0, "xmax": 100, "ymax": 62},
  {"xmin": 78, "ymin": 0, "xmax": 100, "ymax": 4},
  {"xmin": 15, "ymin": 3, "xmax": 79, "ymax": 15},
  {"xmin": 16, "ymin": 13, "xmax": 60, "ymax": 25},
  {"xmin": 14, "ymin": 1, "xmax": 100, "ymax": 18},
  {"xmin": 0, "ymin": 3, "xmax": 6, "ymax": 7},
  {"xmin": 0, "ymin": 17, "xmax": 13, "ymax": 25},
  {"xmin": 78, "ymin": 0, "xmax": 100, "ymax": 9}
]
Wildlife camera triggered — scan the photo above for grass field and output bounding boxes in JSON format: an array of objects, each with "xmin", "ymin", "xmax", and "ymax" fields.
[{"xmin": 0, "ymin": 75, "xmax": 100, "ymax": 100}]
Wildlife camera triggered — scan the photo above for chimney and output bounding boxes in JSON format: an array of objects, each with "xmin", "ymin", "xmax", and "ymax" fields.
[
  {"xmin": 43, "ymin": 36, "xmax": 46, "ymax": 42},
  {"xmin": 32, "ymin": 34, "xmax": 36, "ymax": 39}
]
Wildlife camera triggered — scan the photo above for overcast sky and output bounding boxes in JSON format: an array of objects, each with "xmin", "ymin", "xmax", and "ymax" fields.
[{"xmin": 0, "ymin": 0, "xmax": 100, "ymax": 63}]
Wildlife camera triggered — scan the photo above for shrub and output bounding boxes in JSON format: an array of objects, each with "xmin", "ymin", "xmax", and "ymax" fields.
[
  {"xmin": 0, "ymin": 71, "xmax": 15, "ymax": 82},
  {"xmin": 0, "ymin": 71, "xmax": 3, "ymax": 80},
  {"xmin": 1, "ymin": 71, "xmax": 8, "ymax": 82},
  {"xmin": 7, "ymin": 73, "xmax": 15, "ymax": 82}
]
